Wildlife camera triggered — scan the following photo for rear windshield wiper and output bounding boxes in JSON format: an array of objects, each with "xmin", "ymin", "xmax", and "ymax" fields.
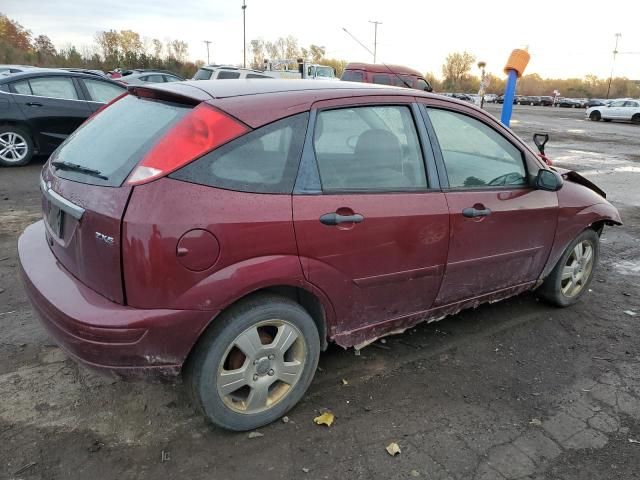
[{"xmin": 51, "ymin": 161, "xmax": 108, "ymax": 180}]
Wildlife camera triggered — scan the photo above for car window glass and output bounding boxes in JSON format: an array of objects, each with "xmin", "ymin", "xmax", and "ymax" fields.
[
  {"xmin": 163, "ymin": 75, "xmax": 180, "ymax": 82},
  {"xmin": 83, "ymin": 79, "xmax": 124, "ymax": 103},
  {"xmin": 141, "ymin": 74, "xmax": 164, "ymax": 82},
  {"xmin": 342, "ymin": 71, "xmax": 364, "ymax": 82},
  {"xmin": 217, "ymin": 71, "xmax": 241, "ymax": 79},
  {"xmin": 314, "ymin": 105, "xmax": 427, "ymax": 191},
  {"xmin": 193, "ymin": 69, "xmax": 212, "ymax": 80},
  {"xmin": 11, "ymin": 79, "xmax": 32, "ymax": 95},
  {"xmin": 170, "ymin": 113, "xmax": 308, "ymax": 194},
  {"xmin": 416, "ymin": 79, "xmax": 428, "ymax": 91},
  {"xmin": 610, "ymin": 101, "xmax": 625, "ymax": 107},
  {"xmin": 246, "ymin": 73, "xmax": 270, "ymax": 79},
  {"xmin": 623, "ymin": 101, "xmax": 638, "ymax": 107},
  {"xmin": 372, "ymin": 74, "xmax": 392, "ymax": 85},
  {"xmin": 29, "ymin": 76, "xmax": 78, "ymax": 100},
  {"xmin": 428, "ymin": 109, "xmax": 526, "ymax": 189}
]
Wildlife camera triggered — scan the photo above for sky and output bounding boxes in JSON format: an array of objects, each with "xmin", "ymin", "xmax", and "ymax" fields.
[{"xmin": 2, "ymin": 0, "xmax": 639, "ymax": 79}]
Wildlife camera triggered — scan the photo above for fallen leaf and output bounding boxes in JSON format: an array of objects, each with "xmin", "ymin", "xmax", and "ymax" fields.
[
  {"xmin": 341, "ymin": 378, "xmax": 349, "ymax": 385},
  {"xmin": 314, "ymin": 411, "xmax": 334, "ymax": 427},
  {"xmin": 248, "ymin": 431, "xmax": 264, "ymax": 439},
  {"xmin": 386, "ymin": 442, "xmax": 401, "ymax": 456},
  {"xmin": 629, "ymin": 438, "xmax": 640, "ymax": 444},
  {"xmin": 302, "ymin": 467, "xmax": 310, "ymax": 473},
  {"xmin": 410, "ymin": 469, "xmax": 420, "ymax": 477},
  {"xmin": 529, "ymin": 418, "xmax": 542, "ymax": 426}
]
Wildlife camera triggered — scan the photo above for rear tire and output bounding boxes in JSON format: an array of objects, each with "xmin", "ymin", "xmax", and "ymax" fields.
[
  {"xmin": 538, "ymin": 229, "xmax": 599, "ymax": 307},
  {"xmin": 0, "ymin": 125, "xmax": 34, "ymax": 167},
  {"xmin": 632, "ymin": 114, "xmax": 640, "ymax": 125},
  {"xmin": 186, "ymin": 294, "xmax": 320, "ymax": 431},
  {"xmin": 589, "ymin": 111, "xmax": 601, "ymax": 121}
]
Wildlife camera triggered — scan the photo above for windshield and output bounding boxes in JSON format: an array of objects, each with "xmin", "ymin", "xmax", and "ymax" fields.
[
  {"xmin": 315, "ymin": 67, "xmax": 335, "ymax": 78},
  {"xmin": 50, "ymin": 95, "xmax": 189, "ymax": 187}
]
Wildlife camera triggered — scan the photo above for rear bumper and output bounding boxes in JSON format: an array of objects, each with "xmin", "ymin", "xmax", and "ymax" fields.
[{"xmin": 18, "ymin": 221, "xmax": 215, "ymax": 379}]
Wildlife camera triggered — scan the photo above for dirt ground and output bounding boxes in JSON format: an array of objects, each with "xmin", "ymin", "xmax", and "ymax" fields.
[{"xmin": 1, "ymin": 105, "xmax": 639, "ymax": 480}]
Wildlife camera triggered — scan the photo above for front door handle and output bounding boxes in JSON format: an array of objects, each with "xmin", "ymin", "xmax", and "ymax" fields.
[
  {"xmin": 319, "ymin": 212, "xmax": 364, "ymax": 226},
  {"xmin": 26, "ymin": 102, "xmax": 43, "ymax": 107},
  {"xmin": 462, "ymin": 207, "xmax": 492, "ymax": 218}
]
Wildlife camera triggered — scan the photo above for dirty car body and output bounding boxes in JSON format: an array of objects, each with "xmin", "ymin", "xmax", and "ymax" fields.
[{"xmin": 18, "ymin": 79, "xmax": 621, "ymax": 428}]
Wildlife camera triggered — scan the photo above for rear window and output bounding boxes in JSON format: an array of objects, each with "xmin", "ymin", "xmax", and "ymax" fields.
[
  {"xmin": 217, "ymin": 71, "xmax": 241, "ymax": 79},
  {"xmin": 170, "ymin": 113, "xmax": 309, "ymax": 194},
  {"xmin": 341, "ymin": 70, "xmax": 364, "ymax": 82},
  {"xmin": 50, "ymin": 95, "xmax": 189, "ymax": 186},
  {"xmin": 193, "ymin": 69, "xmax": 213, "ymax": 80}
]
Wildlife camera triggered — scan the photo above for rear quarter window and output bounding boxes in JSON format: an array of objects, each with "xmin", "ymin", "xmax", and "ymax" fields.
[
  {"xmin": 217, "ymin": 71, "xmax": 241, "ymax": 79},
  {"xmin": 193, "ymin": 69, "xmax": 213, "ymax": 80},
  {"xmin": 170, "ymin": 112, "xmax": 309, "ymax": 194}
]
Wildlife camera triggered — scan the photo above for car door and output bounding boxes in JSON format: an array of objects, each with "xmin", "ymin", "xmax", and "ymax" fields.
[
  {"xmin": 292, "ymin": 98, "xmax": 449, "ymax": 340},
  {"xmin": 9, "ymin": 75, "xmax": 92, "ymax": 153},
  {"xmin": 419, "ymin": 103, "xmax": 558, "ymax": 306},
  {"xmin": 622, "ymin": 101, "xmax": 639, "ymax": 120},
  {"xmin": 78, "ymin": 78, "xmax": 126, "ymax": 112},
  {"xmin": 604, "ymin": 100, "xmax": 625, "ymax": 119}
]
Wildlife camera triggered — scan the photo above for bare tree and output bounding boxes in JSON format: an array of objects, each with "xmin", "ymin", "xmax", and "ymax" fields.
[{"xmin": 441, "ymin": 51, "xmax": 476, "ymax": 91}]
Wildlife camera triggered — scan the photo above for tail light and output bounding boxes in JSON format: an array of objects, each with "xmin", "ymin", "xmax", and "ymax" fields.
[{"xmin": 126, "ymin": 103, "xmax": 249, "ymax": 185}]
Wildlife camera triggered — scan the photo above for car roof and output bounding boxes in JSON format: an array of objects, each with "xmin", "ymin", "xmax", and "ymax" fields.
[
  {"xmin": 144, "ymin": 78, "xmax": 426, "ymax": 100},
  {"xmin": 344, "ymin": 62, "xmax": 424, "ymax": 77},
  {"xmin": 199, "ymin": 65, "xmax": 268, "ymax": 74},
  {"xmin": 0, "ymin": 68, "xmax": 127, "ymax": 85}
]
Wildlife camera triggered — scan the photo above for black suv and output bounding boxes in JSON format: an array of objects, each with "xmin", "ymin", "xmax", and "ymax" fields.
[{"xmin": 0, "ymin": 69, "xmax": 125, "ymax": 166}]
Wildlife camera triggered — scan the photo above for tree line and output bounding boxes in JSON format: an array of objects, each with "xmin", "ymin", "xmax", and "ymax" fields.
[
  {"xmin": 1, "ymin": 13, "xmax": 637, "ymax": 98},
  {"xmin": 436, "ymin": 51, "xmax": 640, "ymax": 99}
]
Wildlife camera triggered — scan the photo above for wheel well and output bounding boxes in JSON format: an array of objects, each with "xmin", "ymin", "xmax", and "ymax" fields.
[{"xmin": 589, "ymin": 220, "xmax": 606, "ymax": 236}]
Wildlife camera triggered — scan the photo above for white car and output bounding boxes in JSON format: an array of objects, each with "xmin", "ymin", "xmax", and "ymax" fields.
[{"xmin": 586, "ymin": 99, "xmax": 640, "ymax": 124}]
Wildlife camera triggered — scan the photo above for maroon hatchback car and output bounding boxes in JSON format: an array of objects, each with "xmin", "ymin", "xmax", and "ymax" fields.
[{"xmin": 19, "ymin": 80, "xmax": 621, "ymax": 431}]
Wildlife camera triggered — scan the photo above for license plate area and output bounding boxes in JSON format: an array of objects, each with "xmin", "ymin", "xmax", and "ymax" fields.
[{"xmin": 46, "ymin": 202, "xmax": 65, "ymax": 238}]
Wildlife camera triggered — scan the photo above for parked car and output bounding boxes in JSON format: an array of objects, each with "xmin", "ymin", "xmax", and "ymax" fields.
[
  {"xmin": 193, "ymin": 65, "xmax": 273, "ymax": 80},
  {"xmin": 113, "ymin": 69, "xmax": 184, "ymax": 85},
  {"xmin": 0, "ymin": 69, "xmax": 126, "ymax": 166},
  {"xmin": 341, "ymin": 63, "xmax": 432, "ymax": 91},
  {"xmin": 539, "ymin": 96, "xmax": 554, "ymax": 106},
  {"xmin": 483, "ymin": 93, "xmax": 498, "ymax": 103},
  {"xmin": 586, "ymin": 99, "xmax": 640, "ymax": 124},
  {"xmin": 19, "ymin": 79, "xmax": 621, "ymax": 431},
  {"xmin": 585, "ymin": 99, "xmax": 606, "ymax": 108},
  {"xmin": 557, "ymin": 98, "xmax": 582, "ymax": 108}
]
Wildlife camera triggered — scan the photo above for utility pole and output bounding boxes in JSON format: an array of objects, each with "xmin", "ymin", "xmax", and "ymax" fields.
[
  {"xmin": 606, "ymin": 33, "xmax": 622, "ymax": 99},
  {"xmin": 369, "ymin": 20, "xmax": 382, "ymax": 63},
  {"xmin": 203, "ymin": 40, "xmax": 212, "ymax": 64},
  {"xmin": 242, "ymin": 0, "xmax": 247, "ymax": 68}
]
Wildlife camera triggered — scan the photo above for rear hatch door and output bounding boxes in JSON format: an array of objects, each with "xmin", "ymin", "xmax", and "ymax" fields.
[{"xmin": 41, "ymin": 93, "xmax": 195, "ymax": 303}]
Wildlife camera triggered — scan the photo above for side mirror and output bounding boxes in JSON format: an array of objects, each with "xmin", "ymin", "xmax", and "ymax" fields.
[{"xmin": 535, "ymin": 169, "xmax": 563, "ymax": 192}]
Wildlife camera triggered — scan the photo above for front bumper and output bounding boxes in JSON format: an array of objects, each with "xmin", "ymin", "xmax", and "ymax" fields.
[{"xmin": 18, "ymin": 221, "xmax": 214, "ymax": 379}]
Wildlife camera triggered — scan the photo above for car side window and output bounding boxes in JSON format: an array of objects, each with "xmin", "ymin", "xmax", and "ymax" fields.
[
  {"xmin": 372, "ymin": 74, "xmax": 392, "ymax": 85},
  {"xmin": 246, "ymin": 73, "xmax": 270, "ymax": 79},
  {"xmin": 163, "ymin": 75, "xmax": 181, "ymax": 82},
  {"xmin": 11, "ymin": 79, "xmax": 32, "ymax": 95},
  {"xmin": 15, "ymin": 77, "xmax": 79, "ymax": 100},
  {"xmin": 624, "ymin": 101, "xmax": 638, "ymax": 107},
  {"xmin": 313, "ymin": 105, "xmax": 427, "ymax": 192},
  {"xmin": 428, "ymin": 109, "xmax": 527, "ymax": 189},
  {"xmin": 342, "ymin": 71, "xmax": 364, "ymax": 82},
  {"xmin": 610, "ymin": 101, "xmax": 625, "ymax": 107},
  {"xmin": 416, "ymin": 79, "xmax": 429, "ymax": 91},
  {"xmin": 217, "ymin": 71, "xmax": 241, "ymax": 79},
  {"xmin": 170, "ymin": 112, "xmax": 308, "ymax": 194},
  {"xmin": 141, "ymin": 74, "xmax": 164, "ymax": 83},
  {"xmin": 82, "ymin": 79, "xmax": 124, "ymax": 103}
]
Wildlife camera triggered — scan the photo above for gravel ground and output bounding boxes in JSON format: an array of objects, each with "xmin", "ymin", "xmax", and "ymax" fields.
[{"xmin": 0, "ymin": 104, "xmax": 639, "ymax": 480}]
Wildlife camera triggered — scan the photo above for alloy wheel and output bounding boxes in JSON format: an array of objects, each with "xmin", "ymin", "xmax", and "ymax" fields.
[
  {"xmin": 0, "ymin": 132, "xmax": 28, "ymax": 164},
  {"xmin": 560, "ymin": 240, "xmax": 594, "ymax": 298},
  {"xmin": 217, "ymin": 320, "xmax": 306, "ymax": 414}
]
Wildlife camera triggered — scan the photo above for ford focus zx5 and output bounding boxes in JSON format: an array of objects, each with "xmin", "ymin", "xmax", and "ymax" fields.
[{"xmin": 19, "ymin": 80, "xmax": 621, "ymax": 431}]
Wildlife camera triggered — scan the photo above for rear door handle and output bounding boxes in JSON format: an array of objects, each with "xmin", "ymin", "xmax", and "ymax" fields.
[
  {"xmin": 319, "ymin": 212, "xmax": 364, "ymax": 226},
  {"xmin": 26, "ymin": 102, "xmax": 43, "ymax": 107},
  {"xmin": 462, "ymin": 207, "xmax": 492, "ymax": 218}
]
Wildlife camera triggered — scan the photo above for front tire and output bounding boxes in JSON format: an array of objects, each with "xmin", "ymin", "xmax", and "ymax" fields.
[
  {"xmin": 0, "ymin": 125, "xmax": 34, "ymax": 167},
  {"xmin": 589, "ymin": 111, "xmax": 601, "ymax": 121},
  {"xmin": 538, "ymin": 229, "xmax": 599, "ymax": 307},
  {"xmin": 186, "ymin": 294, "xmax": 320, "ymax": 431}
]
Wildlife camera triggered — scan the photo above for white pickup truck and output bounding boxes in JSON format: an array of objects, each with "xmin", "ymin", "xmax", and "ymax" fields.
[{"xmin": 586, "ymin": 99, "xmax": 640, "ymax": 124}]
